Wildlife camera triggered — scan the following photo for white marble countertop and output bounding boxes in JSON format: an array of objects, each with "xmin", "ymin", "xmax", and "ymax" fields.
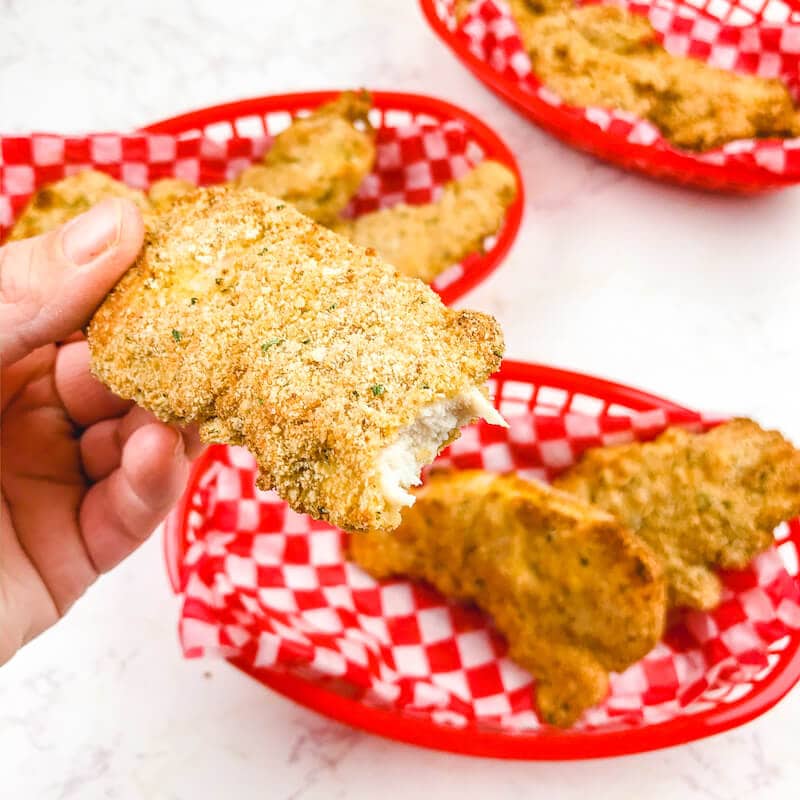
[{"xmin": 2, "ymin": 1, "xmax": 799, "ymax": 797}]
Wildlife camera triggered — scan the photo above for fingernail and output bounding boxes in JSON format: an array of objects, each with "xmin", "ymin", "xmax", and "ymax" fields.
[
  {"xmin": 171, "ymin": 427, "xmax": 185, "ymax": 456},
  {"xmin": 62, "ymin": 199, "xmax": 122, "ymax": 267}
]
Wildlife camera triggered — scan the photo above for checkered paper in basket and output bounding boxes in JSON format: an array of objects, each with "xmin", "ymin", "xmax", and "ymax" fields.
[
  {"xmin": 0, "ymin": 117, "xmax": 489, "ymax": 293},
  {"xmin": 175, "ymin": 406, "xmax": 800, "ymax": 732},
  {"xmin": 453, "ymin": 0, "xmax": 800, "ymax": 177}
]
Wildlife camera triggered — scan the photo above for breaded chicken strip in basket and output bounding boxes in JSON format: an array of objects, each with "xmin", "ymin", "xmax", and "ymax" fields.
[
  {"xmin": 554, "ymin": 419, "xmax": 800, "ymax": 610},
  {"xmin": 147, "ymin": 177, "xmax": 197, "ymax": 211},
  {"xmin": 332, "ymin": 160, "xmax": 518, "ymax": 283},
  {"xmin": 88, "ymin": 187, "xmax": 505, "ymax": 532},
  {"xmin": 5, "ymin": 171, "xmax": 200, "ymax": 243},
  {"xmin": 507, "ymin": 1, "xmax": 800, "ymax": 151},
  {"xmin": 236, "ymin": 91, "xmax": 375, "ymax": 224},
  {"xmin": 7, "ymin": 169, "xmax": 150, "ymax": 241},
  {"xmin": 350, "ymin": 470, "xmax": 666, "ymax": 727}
]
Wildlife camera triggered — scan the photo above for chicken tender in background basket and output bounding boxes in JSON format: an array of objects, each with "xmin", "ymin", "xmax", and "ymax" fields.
[
  {"xmin": 350, "ymin": 469, "xmax": 667, "ymax": 727},
  {"xmin": 147, "ymin": 177, "xmax": 197, "ymax": 211},
  {"xmin": 7, "ymin": 169, "xmax": 151, "ymax": 241},
  {"xmin": 333, "ymin": 160, "xmax": 518, "ymax": 283},
  {"xmin": 236, "ymin": 90, "xmax": 375, "ymax": 224},
  {"xmin": 505, "ymin": 0, "xmax": 800, "ymax": 152},
  {"xmin": 554, "ymin": 419, "xmax": 800, "ymax": 611},
  {"xmin": 88, "ymin": 186, "xmax": 505, "ymax": 533}
]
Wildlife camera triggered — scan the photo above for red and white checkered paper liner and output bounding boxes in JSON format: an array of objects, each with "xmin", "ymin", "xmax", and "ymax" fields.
[
  {"xmin": 448, "ymin": 0, "xmax": 800, "ymax": 178},
  {"xmin": 172, "ymin": 388, "xmax": 800, "ymax": 733},
  {"xmin": 0, "ymin": 108, "xmax": 504, "ymax": 296}
]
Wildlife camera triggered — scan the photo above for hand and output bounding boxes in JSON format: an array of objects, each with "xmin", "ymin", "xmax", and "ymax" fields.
[{"xmin": 0, "ymin": 199, "xmax": 200, "ymax": 665}]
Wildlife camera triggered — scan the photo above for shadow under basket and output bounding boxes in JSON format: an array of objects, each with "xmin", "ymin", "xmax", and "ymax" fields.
[{"xmin": 164, "ymin": 360, "xmax": 800, "ymax": 760}]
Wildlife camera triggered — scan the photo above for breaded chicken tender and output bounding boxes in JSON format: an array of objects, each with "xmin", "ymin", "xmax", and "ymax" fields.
[
  {"xmin": 350, "ymin": 470, "xmax": 666, "ymax": 727},
  {"xmin": 88, "ymin": 187, "xmax": 505, "ymax": 532},
  {"xmin": 148, "ymin": 177, "xmax": 197, "ymax": 211},
  {"xmin": 507, "ymin": 1, "xmax": 800, "ymax": 151},
  {"xmin": 7, "ymin": 169, "xmax": 150, "ymax": 241},
  {"xmin": 236, "ymin": 91, "xmax": 375, "ymax": 224},
  {"xmin": 331, "ymin": 161, "xmax": 517, "ymax": 283},
  {"xmin": 554, "ymin": 420, "xmax": 800, "ymax": 610}
]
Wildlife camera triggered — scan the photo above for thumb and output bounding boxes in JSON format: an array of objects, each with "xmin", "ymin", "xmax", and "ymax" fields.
[{"xmin": 0, "ymin": 198, "xmax": 144, "ymax": 365}]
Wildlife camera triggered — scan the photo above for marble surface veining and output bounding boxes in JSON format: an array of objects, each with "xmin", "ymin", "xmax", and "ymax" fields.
[{"xmin": 1, "ymin": 1, "xmax": 799, "ymax": 798}]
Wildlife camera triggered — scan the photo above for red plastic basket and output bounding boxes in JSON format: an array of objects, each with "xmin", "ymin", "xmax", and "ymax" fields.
[
  {"xmin": 142, "ymin": 90, "xmax": 524, "ymax": 304},
  {"xmin": 419, "ymin": 0, "xmax": 800, "ymax": 193},
  {"xmin": 163, "ymin": 361, "xmax": 800, "ymax": 760},
  {"xmin": 0, "ymin": 91, "xmax": 522, "ymax": 305}
]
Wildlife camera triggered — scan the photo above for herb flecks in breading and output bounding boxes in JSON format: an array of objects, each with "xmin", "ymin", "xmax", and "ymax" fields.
[{"xmin": 88, "ymin": 186, "xmax": 504, "ymax": 532}]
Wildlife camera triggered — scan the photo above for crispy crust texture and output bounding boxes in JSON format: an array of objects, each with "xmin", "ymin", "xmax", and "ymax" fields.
[
  {"xmin": 236, "ymin": 90, "xmax": 375, "ymax": 224},
  {"xmin": 349, "ymin": 469, "xmax": 666, "ymax": 727},
  {"xmin": 147, "ymin": 177, "xmax": 197, "ymax": 211},
  {"xmin": 332, "ymin": 160, "xmax": 518, "ymax": 283},
  {"xmin": 87, "ymin": 186, "xmax": 503, "ymax": 532},
  {"xmin": 554, "ymin": 419, "xmax": 800, "ymax": 610},
  {"xmin": 7, "ymin": 169, "xmax": 150, "ymax": 241},
  {"xmin": 508, "ymin": 1, "xmax": 800, "ymax": 151}
]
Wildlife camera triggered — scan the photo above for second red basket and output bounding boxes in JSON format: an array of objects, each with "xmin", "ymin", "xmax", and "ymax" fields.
[
  {"xmin": 420, "ymin": 0, "xmax": 800, "ymax": 193},
  {"xmin": 143, "ymin": 90, "xmax": 524, "ymax": 303}
]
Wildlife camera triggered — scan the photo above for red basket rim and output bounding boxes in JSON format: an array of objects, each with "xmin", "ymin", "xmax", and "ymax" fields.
[
  {"xmin": 163, "ymin": 360, "xmax": 800, "ymax": 759},
  {"xmin": 141, "ymin": 89, "xmax": 524, "ymax": 305},
  {"xmin": 418, "ymin": 0, "xmax": 800, "ymax": 193}
]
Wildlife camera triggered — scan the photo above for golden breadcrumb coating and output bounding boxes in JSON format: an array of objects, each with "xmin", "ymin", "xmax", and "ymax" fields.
[
  {"xmin": 148, "ymin": 177, "xmax": 197, "ymax": 211},
  {"xmin": 350, "ymin": 470, "xmax": 666, "ymax": 727},
  {"xmin": 454, "ymin": 0, "xmax": 473, "ymax": 22},
  {"xmin": 554, "ymin": 419, "xmax": 800, "ymax": 610},
  {"xmin": 236, "ymin": 90, "xmax": 375, "ymax": 224},
  {"xmin": 88, "ymin": 186, "xmax": 503, "ymax": 532},
  {"xmin": 331, "ymin": 161, "xmax": 518, "ymax": 283},
  {"xmin": 6, "ymin": 169, "xmax": 150, "ymax": 241},
  {"xmin": 507, "ymin": 1, "xmax": 800, "ymax": 151}
]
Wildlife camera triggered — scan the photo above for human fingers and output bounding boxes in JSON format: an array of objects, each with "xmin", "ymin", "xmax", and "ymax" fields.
[
  {"xmin": 81, "ymin": 407, "xmax": 203, "ymax": 482},
  {"xmin": 79, "ymin": 422, "xmax": 190, "ymax": 572},
  {"xmin": 54, "ymin": 339, "xmax": 132, "ymax": 427},
  {"xmin": 0, "ymin": 198, "xmax": 143, "ymax": 365}
]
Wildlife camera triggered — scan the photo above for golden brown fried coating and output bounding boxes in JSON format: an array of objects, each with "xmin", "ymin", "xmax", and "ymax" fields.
[
  {"xmin": 332, "ymin": 161, "xmax": 517, "ymax": 283},
  {"xmin": 88, "ymin": 186, "xmax": 503, "ymax": 533},
  {"xmin": 148, "ymin": 177, "xmax": 197, "ymax": 211},
  {"xmin": 454, "ymin": 0, "xmax": 471, "ymax": 22},
  {"xmin": 7, "ymin": 169, "xmax": 150, "ymax": 241},
  {"xmin": 508, "ymin": 1, "xmax": 800, "ymax": 151},
  {"xmin": 236, "ymin": 91, "xmax": 375, "ymax": 224},
  {"xmin": 350, "ymin": 470, "xmax": 666, "ymax": 727},
  {"xmin": 554, "ymin": 420, "xmax": 800, "ymax": 611}
]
